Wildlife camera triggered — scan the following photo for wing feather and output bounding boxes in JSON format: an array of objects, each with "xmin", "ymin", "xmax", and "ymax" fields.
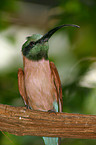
[
  {"xmin": 50, "ymin": 62, "xmax": 63, "ymax": 112},
  {"xmin": 18, "ymin": 68, "xmax": 28, "ymax": 106}
]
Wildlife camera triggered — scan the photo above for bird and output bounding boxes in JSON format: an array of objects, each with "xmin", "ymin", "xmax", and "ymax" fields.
[{"xmin": 18, "ymin": 24, "xmax": 80, "ymax": 145}]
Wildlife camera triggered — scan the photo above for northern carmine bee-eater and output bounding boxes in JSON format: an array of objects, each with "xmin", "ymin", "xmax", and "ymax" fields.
[{"xmin": 18, "ymin": 24, "xmax": 80, "ymax": 145}]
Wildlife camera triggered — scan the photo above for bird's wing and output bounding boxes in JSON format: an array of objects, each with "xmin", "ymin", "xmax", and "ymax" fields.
[
  {"xmin": 50, "ymin": 62, "xmax": 63, "ymax": 112},
  {"xmin": 18, "ymin": 68, "xmax": 28, "ymax": 106}
]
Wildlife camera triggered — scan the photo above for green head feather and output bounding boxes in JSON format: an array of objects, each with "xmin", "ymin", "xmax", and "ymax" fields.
[
  {"xmin": 22, "ymin": 34, "xmax": 42, "ymax": 49},
  {"xmin": 22, "ymin": 34, "xmax": 49, "ymax": 60}
]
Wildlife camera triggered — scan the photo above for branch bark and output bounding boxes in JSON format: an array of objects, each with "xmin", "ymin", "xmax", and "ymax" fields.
[{"xmin": 0, "ymin": 104, "xmax": 96, "ymax": 139}]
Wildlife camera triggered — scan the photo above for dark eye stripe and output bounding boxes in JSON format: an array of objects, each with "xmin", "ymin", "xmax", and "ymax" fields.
[
  {"xmin": 30, "ymin": 41, "xmax": 35, "ymax": 46},
  {"xmin": 22, "ymin": 41, "xmax": 35, "ymax": 56},
  {"xmin": 22, "ymin": 45, "xmax": 33, "ymax": 56}
]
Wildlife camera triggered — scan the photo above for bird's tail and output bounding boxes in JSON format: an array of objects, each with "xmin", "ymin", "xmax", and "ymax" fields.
[
  {"xmin": 43, "ymin": 137, "xmax": 59, "ymax": 145},
  {"xmin": 43, "ymin": 101, "xmax": 60, "ymax": 145}
]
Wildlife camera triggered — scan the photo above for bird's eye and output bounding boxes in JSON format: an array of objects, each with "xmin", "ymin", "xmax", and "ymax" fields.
[{"xmin": 29, "ymin": 41, "xmax": 35, "ymax": 46}]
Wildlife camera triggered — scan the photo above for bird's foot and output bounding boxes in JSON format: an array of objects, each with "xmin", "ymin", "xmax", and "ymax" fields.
[
  {"xmin": 25, "ymin": 105, "xmax": 32, "ymax": 109},
  {"xmin": 48, "ymin": 109, "xmax": 57, "ymax": 114}
]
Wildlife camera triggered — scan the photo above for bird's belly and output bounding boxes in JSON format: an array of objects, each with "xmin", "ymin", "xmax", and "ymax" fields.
[{"xmin": 24, "ymin": 59, "xmax": 57, "ymax": 111}]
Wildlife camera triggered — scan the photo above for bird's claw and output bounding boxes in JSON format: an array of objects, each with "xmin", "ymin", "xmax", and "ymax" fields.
[
  {"xmin": 25, "ymin": 105, "xmax": 32, "ymax": 109},
  {"xmin": 48, "ymin": 109, "xmax": 57, "ymax": 114}
]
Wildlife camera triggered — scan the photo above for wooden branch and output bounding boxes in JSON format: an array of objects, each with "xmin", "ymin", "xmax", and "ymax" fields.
[{"xmin": 0, "ymin": 104, "xmax": 96, "ymax": 139}]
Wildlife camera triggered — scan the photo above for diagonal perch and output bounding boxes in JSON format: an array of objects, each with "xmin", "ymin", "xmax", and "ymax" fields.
[{"xmin": 0, "ymin": 104, "xmax": 96, "ymax": 139}]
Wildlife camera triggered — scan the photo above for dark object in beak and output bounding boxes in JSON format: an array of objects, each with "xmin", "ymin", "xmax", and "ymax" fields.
[{"xmin": 36, "ymin": 24, "xmax": 80, "ymax": 44}]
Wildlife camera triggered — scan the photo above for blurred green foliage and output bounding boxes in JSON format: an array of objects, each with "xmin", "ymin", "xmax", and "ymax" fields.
[
  {"xmin": 57, "ymin": 0, "xmax": 96, "ymax": 113},
  {"xmin": 0, "ymin": 0, "xmax": 17, "ymax": 30},
  {"xmin": 58, "ymin": 0, "xmax": 96, "ymax": 25},
  {"xmin": 0, "ymin": 0, "xmax": 96, "ymax": 145}
]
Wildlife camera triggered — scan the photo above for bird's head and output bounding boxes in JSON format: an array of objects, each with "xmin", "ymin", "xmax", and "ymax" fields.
[{"xmin": 22, "ymin": 24, "xmax": 80, "ymax": 61}]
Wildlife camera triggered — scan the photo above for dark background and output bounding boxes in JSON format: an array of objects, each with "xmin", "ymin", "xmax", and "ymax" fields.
[{"xmin": 0, "ymin": 0, "xmax": 96, "ymax": 144}]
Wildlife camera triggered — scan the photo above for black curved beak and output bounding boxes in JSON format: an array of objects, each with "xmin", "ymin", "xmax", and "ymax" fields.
[{"xmin": 36, "ymin": 24, "xmax": 80, "ymax": 44}]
